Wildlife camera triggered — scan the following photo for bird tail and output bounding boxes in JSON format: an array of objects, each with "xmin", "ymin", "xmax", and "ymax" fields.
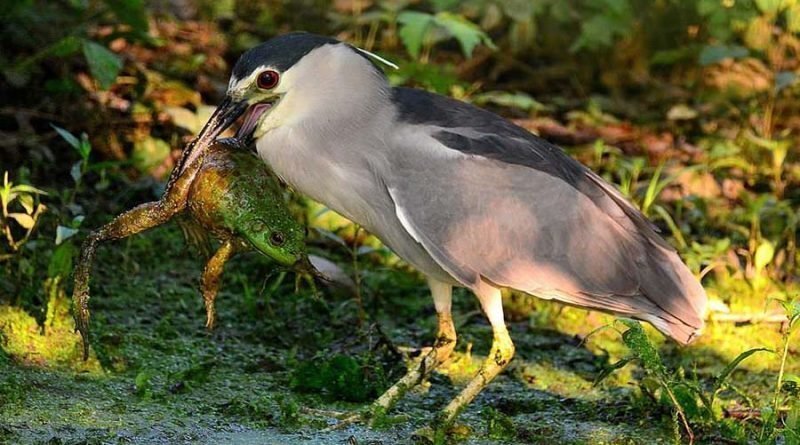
[
  {"xmin": 582, "ymin": 170, "xmax": 707, "ymax": 344},
  {"xmin": 635, "ymin": 242, "xmax": 707, "ymax": 345}
]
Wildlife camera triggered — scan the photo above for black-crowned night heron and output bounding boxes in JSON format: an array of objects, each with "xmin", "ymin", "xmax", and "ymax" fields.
[{"xmin": 179, "ymin": 32, "xmax": 707, "ymax": 427}]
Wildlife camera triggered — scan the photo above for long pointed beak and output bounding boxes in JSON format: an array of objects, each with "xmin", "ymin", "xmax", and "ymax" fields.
[{"xmin": 179, "ymin": 96, "xmax": 249, "ymax": 173}]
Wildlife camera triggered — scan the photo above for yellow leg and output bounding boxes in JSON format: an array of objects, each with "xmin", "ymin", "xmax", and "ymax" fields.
[
  {"xmin": 200, "ymin": 239, "xmax": 238, "ymax": 329},
  {"xmin": 369, "ymin": 278, "xmax": 456, "ymax": 418},
  {"xmin": 439, "ymin": 283, "xmax": 514, "ymax": 426},
  {"xmin": 322, "ymin": 278, "xmax": 455, "ymax": 430}
]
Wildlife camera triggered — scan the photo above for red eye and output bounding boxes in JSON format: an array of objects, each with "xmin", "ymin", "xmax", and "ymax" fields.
[{"xmin": 257, "ymin": 70, "xmax": 279, "ymax": 89}]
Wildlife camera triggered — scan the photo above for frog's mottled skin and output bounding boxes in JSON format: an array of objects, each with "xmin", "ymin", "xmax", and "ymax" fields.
[
  {"xmin": 187, "ymin": 143, "xmax": 304, "ymax": 265},
  {"xmin": 72, "ymin": 138, "xmax": 306, "ymax": 359}
]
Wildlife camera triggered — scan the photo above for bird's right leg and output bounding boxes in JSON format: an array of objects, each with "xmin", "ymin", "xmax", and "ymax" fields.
[
  {"xmin": 200, "ymin": 239, "xmax": 240, "ymax": 330},
  {"xmin": 72, "ymin": 162, "xmax": 199, "ymax": 360},
  {"xmin": 367, "ymin": 278, "xmax": 456, "ymax": 422}
]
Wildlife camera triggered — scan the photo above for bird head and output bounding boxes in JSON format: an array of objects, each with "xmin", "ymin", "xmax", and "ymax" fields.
[{"xmin": 183, "ymin": 32, "xmax": 391, "ymax": 171}]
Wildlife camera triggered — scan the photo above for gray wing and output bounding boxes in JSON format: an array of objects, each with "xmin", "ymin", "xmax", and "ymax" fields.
[{"xmin": 387, "ymin": 95, "xmax": 706, "ymax": 343}]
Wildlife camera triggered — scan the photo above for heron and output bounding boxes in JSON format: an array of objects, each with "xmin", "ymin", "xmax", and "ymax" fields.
[{"xmin": 179, "ymin": 32, "xmax": 707, "ymax": 427}]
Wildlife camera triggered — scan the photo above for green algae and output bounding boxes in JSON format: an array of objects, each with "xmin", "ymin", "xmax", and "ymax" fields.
[
  {"xmin": 1, "ymin": 226, "xmax": 798, "ymax": 444},
  {"xmin": 0, "ymin": 277, "xmax": 101, "ymax": 373}
]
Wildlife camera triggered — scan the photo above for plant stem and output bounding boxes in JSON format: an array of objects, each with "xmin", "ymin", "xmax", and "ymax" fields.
[{"xmin": 662, "ymin": 378, "xmax": 694, "ymax": 445}]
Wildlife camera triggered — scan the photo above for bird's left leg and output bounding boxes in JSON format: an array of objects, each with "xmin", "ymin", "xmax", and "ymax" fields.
[
  {"xmin": 325, "ymin": 278, "xmax": 456, "ymax": 429},
  {"xmin": 369, "ymin": 278, "xmax": 456, "ymax": 420},
  {"xmin": 437, "ymin": 282, "xmax": 514, "ymax": 427}
]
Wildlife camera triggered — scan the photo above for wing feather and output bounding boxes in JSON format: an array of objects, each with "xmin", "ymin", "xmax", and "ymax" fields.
[{"xmin": 386, "ymin": 131, "xmax": 706, "ymax": 343}]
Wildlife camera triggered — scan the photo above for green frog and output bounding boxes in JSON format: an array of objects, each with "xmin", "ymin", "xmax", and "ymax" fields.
[{"xmin": 72, "ymin": 138, "xmax": 308, "ymax": 359}]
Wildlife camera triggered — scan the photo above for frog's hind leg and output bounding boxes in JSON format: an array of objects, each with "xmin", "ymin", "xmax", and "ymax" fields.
[
  {"xmin": 200, "ymin": 239, "xmax": 242, "ymax": 330},
  {"xmin": 73, "ymin": 164, "xmax": 198, "ymax": 360}
]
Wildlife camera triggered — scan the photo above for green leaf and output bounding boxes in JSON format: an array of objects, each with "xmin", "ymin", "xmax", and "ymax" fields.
[
  {"xmin": 48, "ymin": 241, "xmax": 77, "ymax": 279},
  {"xmin": 78, "ymin": 133, "xmax": 92, "ymax": 160},
  {"xmin": 10, "ymin": 184, "xmax": 47, "ymax": 195},
  {"xmin": 699, "ymin": 44, "xmax": 749, "ymax": 66},
  {"xmin": 106, "ymin": 0, "xmax": 149, "ymax": 34},
  {"xmin": 55, "ymin": 225, "xmax": 79, "ymax": 246},
  {"xmin": 671, "ymin": 383, "xmax": 702, "ymax": 420},
  {"xmin": 593, "ymin": 356, "xmax": 635, "ymax": 386},
  {"xmin": 776, "ymin": 298, "xmax": 800, "ymax": 324},
  {"xmin": 715, "ymin": 348, "xmax": 771, "ymax": 389},
  {"xmin": 51, "ymin": 124, "xmax": 80, "ymax": 149},
  {"xmin": 81, "ymin": 40, "xmax": 123, "ymax": 90},
  {"xmin": 132, "ymin": 137, "xmax": 170, "ymax": 175},
  {"xmin": 754, "ymin": 240, "xmax": 775, "ymax": 273},
  {"xmin": 50, "ymin": 36, "xmax": 82, "ymax": 57},
  {"xmin": 619, "ymin": 320, "xmax": 664, "ymax": 375},
  {"xmin": 788, "ymin": 4, "xmax": 800, "ymax": 32},
  {"xmin": 134, "ymin": 370, "xmax": 153, "ymax": 398},
  {"xmin": 433, "ymin": 12, "xmax": 496, "ymax": 57},
  {"xmin": 70, "ymin": 161, "xmax": 82, "ymax": 184},
  {"xmin": 430, "ymin": 0, "xmax": 460, "ymax": 12},
  {"xmin": 776, "ymin": 71, "xmax": 798, "ymax": 92},
  {"xmin": 397, "ymin": 11, "xmax": 434, "ymax": 58},
  {"xmin": 755, "ymin": 0, "xmax": 784, "ymax": 15},
  {"xmin": 18, "ymin": 194, "xmax": 34, "ymax": 214}
]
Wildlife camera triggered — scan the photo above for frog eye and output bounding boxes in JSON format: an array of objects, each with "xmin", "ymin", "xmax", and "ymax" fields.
[{"xmin": 269, "ymin": 231, "xmax": 286, "ymax": 246}]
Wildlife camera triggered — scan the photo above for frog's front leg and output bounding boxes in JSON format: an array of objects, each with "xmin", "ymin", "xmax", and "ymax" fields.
[
  {"xmin": 200, "ymin": 239, "xmax": 245, "ymax": 329},
  {"xmin": 73, "ymin": 160, "xmax": 201, "ymax": 360}
]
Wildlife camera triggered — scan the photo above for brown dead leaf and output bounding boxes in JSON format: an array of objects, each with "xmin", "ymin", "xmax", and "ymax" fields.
[
  {"xmin": 333, "ymin": 0, "xmax": 373, "ymax": 13},
  {"xmin": 721, "ymin": 178, "xmax": 744, "ymax": 203},
  {"xmin": 704, "ymin": 58, "xmax": 773, "ymax": 97}
]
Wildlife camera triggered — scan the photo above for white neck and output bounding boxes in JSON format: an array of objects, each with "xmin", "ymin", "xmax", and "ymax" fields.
[
  {"xmin": 253, "ymin": 44, "xmax": 396, "ymax": 226},
  {"xmin": 256, "ymin": 44, "xmax": 391, "ymax": 139}
]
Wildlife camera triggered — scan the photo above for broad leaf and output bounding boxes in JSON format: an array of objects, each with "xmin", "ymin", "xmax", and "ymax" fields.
[
  {"xmin": 754, "ymin": 240, "xmax": 774, "ymax": 272},
  {"xmin": 699, "ymin": 44, "xmax": 748, "ymax": 66},
  {"xmin": 81, "ymin": 40, "xmax": 123, "ymax": 90},
  {"xmin": 48, "ymin": 241, "xmax": 76, "ymax": 279},
  {"xmin": 788, "ymin": 4, "xmax": 800, "ymax": 32},
  {"xmin": 715, "ymin": 348, "xmax": 771, "ymax": 388},
  {"xmin": 776, "ymin": 71, "xmax": 798, "ymax": 92},
  {"xmin": 50, "ymin": 35, "xmax": 83, "ymax": 57},
  {"xmin": 106, "ymin": 0, "xmax": 148, "ymax": 34},
  {"xmin": 18, "ymin": 194, "xmax": 34, "ymax": 214},
  {"xmin": 55, "ymin": 225, "xmax": 79, "ymax": 246},
  {"xmin": 51, "ymin": 124, "xmax": 80, "ymax": 149},
  {"xmin": 755, "ymin": 0, "xmax": 784, "ymax": 14},
  {"xmin": 7, "ymin": 213, "xmax": 34, "ymax": 229},
  {"xmin": 397, "ymin": 11, "xmax": 434, "ymax": 58},
  {"xmin": 434, "ymin": 12, "xmax": 495, "ymax": 57},
  {"xmin": 594, "ymin": 356, "xmax": 634, "ymax": 386},
  {"xmin": 11, "ymin": 184, "xmax": 47, "ymax": 195}
]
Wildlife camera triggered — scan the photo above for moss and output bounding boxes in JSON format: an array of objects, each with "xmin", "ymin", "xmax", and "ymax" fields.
[
  {"xmin": 290, "ymin": 353, "xmax": 389, "ymax": 403},
  {"xmin": 0, "ymin": 278, "xmax": 101, "ymax": 373}
]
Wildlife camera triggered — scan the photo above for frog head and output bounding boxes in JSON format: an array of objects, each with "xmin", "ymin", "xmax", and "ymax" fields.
[{"xmin": 234, "ymin": 211, "xmax": 305, "ymax": 266}]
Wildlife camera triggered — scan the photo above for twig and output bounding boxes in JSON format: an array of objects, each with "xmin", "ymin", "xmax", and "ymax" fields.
[{"xmin": 708, "ymin": 312, "xmax": 788, "ymax": 324}]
